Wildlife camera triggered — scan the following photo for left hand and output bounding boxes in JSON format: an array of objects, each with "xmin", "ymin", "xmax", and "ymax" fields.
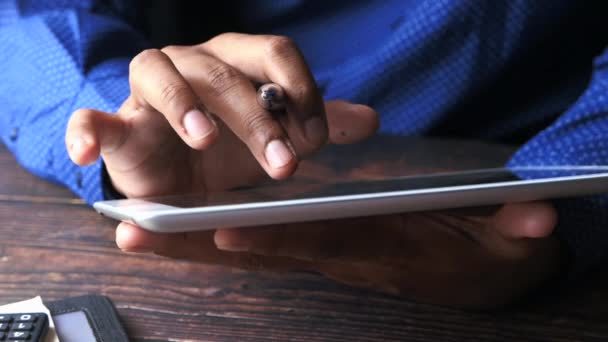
[{"xmin": 116, "ymin": 201, "xmax": 561, "ymax": 309}]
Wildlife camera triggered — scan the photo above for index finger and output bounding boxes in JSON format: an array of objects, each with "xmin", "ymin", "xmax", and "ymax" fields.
[
  {"xmin": 128, "ymin": 49, "xmax": 219, "ymax": 150},
  {"xmin": 200, "ymin": 33, "xmax": 328, "ymax": 154}
]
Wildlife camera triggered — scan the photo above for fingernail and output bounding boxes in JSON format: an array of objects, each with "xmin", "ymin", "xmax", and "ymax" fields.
[
  {"xmin": 183, "ymin": 109, "xmax": 216, "ymax": 140},
  {"xmin": 69, "ymin": 136, "xmax": 89, "ymax": 154},
  {"xmin": 121, "ymin": 248, "xmax": 154, "ymax": 254},
  {"xmin": 115, "ymin": 225, "xmax": 153, "ymax": 253},
  {"xmin": 304, "ymin": 116, "xmax": 327, "ymax": 145},
  {"xmin": 265, "ymin": 139, "xmax": 294, "ymax": 169},
  {"xmin": 214, "ymin": 232, "xmax": 249, "ymax": 252},
  {"xmin": 216, "ymin": 242, "xmax": 249, "ymax": 252}
]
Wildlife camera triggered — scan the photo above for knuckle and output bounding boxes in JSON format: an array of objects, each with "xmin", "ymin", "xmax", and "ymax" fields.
[
  {"xmin": 196, "ymin": 41, "xmax": 211, "ymax": 54},
  {"xmin": 242, "ymin": 110, "xmax": 277, "ymax": 140},
  {"xmin": 213, "ymin": 32, "xmax": 234, "ymax": 41},
  {"xmin": 290, "ymin": 83, "xmax": 311, "ymax": 102},
  {"xmin": 265, "ymin": 36, "xmax": 298, "ymax": 61},
  {"xmin": 160, "ymin": 45, "xmax": 183, "ymax": 57},
  {"xmin": 205, "ymin": 32, "xmax": 230, "ymax": 47},
  {"xmin": 205, "ymin": 63, "xmax": 241, "ymax": 96},
  {"xmin": 130, "ymin": 48, "xmax": 164, "ymax": 73},
  {"xmin": 159, "ymin": 81, "xmax": 192, "ymax": 110}
]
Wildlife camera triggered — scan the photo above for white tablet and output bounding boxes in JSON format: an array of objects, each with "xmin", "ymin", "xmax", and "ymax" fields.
[
  {"xmin": 93, "ymin": 136, "xmax": 608, "ymax": 233},
  {"xmin": 93, "ymin": 166, "xmax": 608, "ymax": 233}
]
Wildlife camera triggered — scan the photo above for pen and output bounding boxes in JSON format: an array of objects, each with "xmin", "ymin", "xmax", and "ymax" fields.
[{"xmin": 256, "ymin": 83, "xmax": 286, "ymax": 111}]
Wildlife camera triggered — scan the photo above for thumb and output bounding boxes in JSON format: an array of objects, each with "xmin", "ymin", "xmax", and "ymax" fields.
[
  {"xmin": 491, "ymin": 202, "xmax": 557, "ymax": 239},
  {"xmin": 65, "ymin": 108, "xmax": 127, "ymax": 166},
  {"xmin": 324, "ymin": 100, "xmax": 379, "ymax": 145}
]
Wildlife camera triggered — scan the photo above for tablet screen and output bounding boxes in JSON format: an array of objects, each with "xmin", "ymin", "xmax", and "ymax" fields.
[
  {"xmin": 95, "ymin": 137, "xmax": 608, "ymax": 232},
  {"xmin": 115, "ymin": 167, "xmax": 608, "ymax": 209},
  {"xmin": 104, "ymin": 136, "xmax": 608, "ymax": 210}
]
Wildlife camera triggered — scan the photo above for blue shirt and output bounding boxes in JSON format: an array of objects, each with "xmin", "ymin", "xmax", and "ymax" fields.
[{"xmin": 2, "ymin": 0, "xmax": 608, "ymax": 274}]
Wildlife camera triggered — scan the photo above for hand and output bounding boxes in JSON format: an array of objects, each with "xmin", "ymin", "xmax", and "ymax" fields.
[
  {"xmin": 116, "ymin": 201, "xmax": 560, "ymax": 309},
  {"xmin": 65, "ymin": 33, "xmax": 378, "ymax": 198}
]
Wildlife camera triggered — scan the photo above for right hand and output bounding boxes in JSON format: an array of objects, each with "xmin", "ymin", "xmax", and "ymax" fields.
[{"xmin": 65, "ymin": 33, "xmax": 378, "ymax": 198}]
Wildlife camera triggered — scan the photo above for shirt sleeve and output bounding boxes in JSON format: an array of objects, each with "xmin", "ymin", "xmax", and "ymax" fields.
[
  {"xmin": 0, "ymin": 0, "xmax": 148, "ymax": 204},
  {"xmin": 507, "ymin": 47, "xmax": 608, "ymax": 275}
]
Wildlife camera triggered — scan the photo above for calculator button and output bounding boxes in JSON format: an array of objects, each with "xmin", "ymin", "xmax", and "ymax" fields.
[
  {"xmin": 0, "ymin": 315, "xmax": 10, "ymax": 323},
  {"xmin": 7, "ymin": 331, "xmax": 30, "ymax": 340},
  {"xmin": 14, "ymin": 315, "xmax": 35, "ymax": 323},
  {"xmin": 11, "ymin": 323, "xmax": 32, "ymax": 331},
  {"xmin": 0, "ymin": 323, "xmax": 8, "ymax": 331}
]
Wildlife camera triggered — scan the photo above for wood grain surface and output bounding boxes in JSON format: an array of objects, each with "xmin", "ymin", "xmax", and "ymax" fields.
[{"xmin": 1, "ymin": 140, "xmax": 608, "ymax": 341}]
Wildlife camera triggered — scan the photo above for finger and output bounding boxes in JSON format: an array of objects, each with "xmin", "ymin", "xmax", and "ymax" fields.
[
  {"xmin": 214, "ymin": 217, "xmax": 385, "ymax": 261},
  {"xmin": 115, "ymin": 222, "xmax": 314, "ymax": 271},
  {"xmin": 129, "ymin": 49, "xmax": 218, "ymax": 150},
  {"xmin": 115, "ymin": 221, "xmax": 217, "ymax": 256},
  {"xmin": 200, "ymin": 33, "xmax": 329, "ymax": 152},
  {"xmin": 115, "ymin": 221, "xmax": 157, "ymax": 253},
  {"xmin": 325, "ymin": 100, "xmax": 379, "ymax": 145},
  {"xmin": 65, "ymin": 108, "xmax": 127, "ymax": 166},
  {"xmin": 167, "ymin": 52, "xmax": 298, "ymax": 179},
  {"xmin": 491, "ymin": 202, "xmax": 557, "ymax": 239},
  {"xmin": 214, "ymin": 226, "xmax": 333, "ymax": 261}
]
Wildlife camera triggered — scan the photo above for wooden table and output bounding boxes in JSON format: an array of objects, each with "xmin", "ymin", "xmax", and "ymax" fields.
[{"xmin": 2, "ymin": 138, "xmax": 608, "ymax": 341}]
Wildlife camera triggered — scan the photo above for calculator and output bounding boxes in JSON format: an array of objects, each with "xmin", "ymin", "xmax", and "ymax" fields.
[{"xmin": 0, "ymin": 313, "xmax": 48, "ymax": 341}]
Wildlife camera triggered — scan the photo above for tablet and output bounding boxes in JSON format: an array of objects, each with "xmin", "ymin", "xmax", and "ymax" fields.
[
  {"xmin": 93, "ymin": 136, "xmax": 608, "ymax": 233},
  {"xmin": 94, "ymin": 166, "xmax": 608, "ymax": 232}
]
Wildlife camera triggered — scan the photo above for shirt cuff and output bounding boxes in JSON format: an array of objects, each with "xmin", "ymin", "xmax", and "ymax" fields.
[{"xmin": 101, "ymin": 162, "xmax": 126, "ymax": 200}]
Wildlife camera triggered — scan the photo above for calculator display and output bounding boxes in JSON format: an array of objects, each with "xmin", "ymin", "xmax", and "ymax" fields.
[{"xmin": 54, "ymin": 311, "xmax": 97, "ymax": 342}]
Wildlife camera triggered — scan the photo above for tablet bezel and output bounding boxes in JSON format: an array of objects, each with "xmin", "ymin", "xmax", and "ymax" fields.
[{"xmin": 94, "ymin": 168, "xmax": 608, "ymax": 232}]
